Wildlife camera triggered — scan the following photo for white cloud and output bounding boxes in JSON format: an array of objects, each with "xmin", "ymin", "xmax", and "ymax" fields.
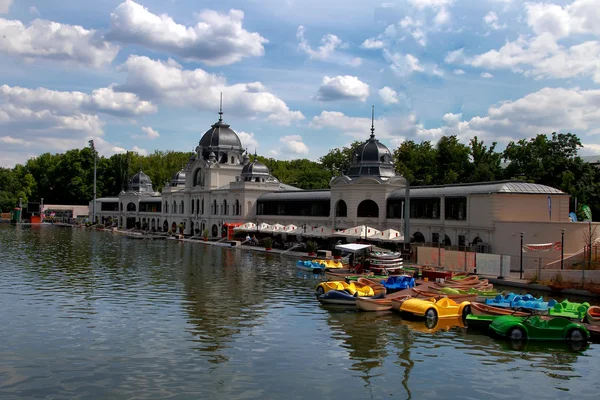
[
  {"xmin": 132, "ymin": 146, "xmax": 148, "ymax": 156},
  {"xmin": 29, "ymin": 6, "xmax": 40, "ymax": 16},
  {"xmin": 309, "ymin": 110, "xmax": 411, "ymax": 147},
  {"xmin": 0, "ymin": 0, "xmax": 12, "ymax": 14},
  {"xmin": 296, "ymin": 25, "xmax": 362, "ymax": 66},
  {"xmin": 445, "ymin": 48, "xmax": 466, "ymax": 64},
  {"xmin": 384, "ymin": 49, "xmax": 424, "ymax": 75},
  {"xmin": 107, "ymin": 1, "xmax": 266, "ymax": 66},
  {"xmin": 378, "ymin": 86, "xmax": 399, "ymax": 105},
  {"xmin": 417, "ymin": 87, "xmax": 600, "ymax": 145},
  {"xmin": 525, "ymin": 0, "xmax": 600, "ymax": 39},
  {"xmin": 484, "ymin": 11, "xmax": 506, "ymax": 30},
  {"xmin": 315, "ymin": 75, "xmax": 369, "ymax": 102},
  {"xmin": 116, "ymin": 55, "xmax": 304, "ymax": 125},
  {"xmin": 361, "ymin": 38, "xmax": 383, "ymax": 49},
  {"xmin": 132, "ymin": 126, "xmax": 160, "ymax": 140},
  {"xmin": 434, "ymin": 7, "xmax": 451, "ymax": 26},
  {"xmin": 399, "ymin": 16, "xmax": 426, "ymax": 46},
  {"xmin": 0, "ymin": 85, "xmax": 157, "ymax": 118},
  {"xmin": 432, "ymin": 65, "xmax": 445, "ymax": 76},
  {"xmin": 237, "ymin": 131, "xmax": 258, "ymax": 152},
  {"xmin": 0, "ymin": 84, "xmax": 160, "ymax": 166},
  {"xmin": 0, "ymin": 18, "xmax": 119, "ymax": 67},
  {"xmin": 453, "ymin": 68, "xmax": 465, "ymax": 75},
  {"xmin": 480, "ymin": 72, "xmax": 494, "ymax": 78},
  {"xmin": 280, "ymin": 135, "xmax": 309, "ymax": 155},
  {"xmin": 408, "ymin": 0, "xmax": 453, "ymax": 9}
]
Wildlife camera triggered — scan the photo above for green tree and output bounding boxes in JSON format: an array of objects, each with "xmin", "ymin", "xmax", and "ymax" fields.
[
  {"xmin": 436, "ymin": 135, "xmax": 471, "ymax": 184},
  {"xmin": 469, "ymin": 136, "xmax": 503, "ymax": 182},
  {"xmin": 393, "ymin": 140, "xmax": 438, "ymax": 185},
  {"xmin": 319, "ymin": 141, "xmax": 362, "ymax": 176}
]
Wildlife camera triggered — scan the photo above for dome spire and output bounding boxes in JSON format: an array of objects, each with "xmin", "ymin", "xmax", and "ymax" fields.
[
  {"xmin": 218, "ymin": 92, "xmax": 223, "ymax": 122},
  {"xmin": 370, "ymin": 105, "xmax": 375, "ymax": 139}
]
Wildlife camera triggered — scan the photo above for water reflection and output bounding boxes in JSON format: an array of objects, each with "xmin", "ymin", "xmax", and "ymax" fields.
[{"xmin": 1, "ymin": 225, "xmax": 599, "ymax": 400}]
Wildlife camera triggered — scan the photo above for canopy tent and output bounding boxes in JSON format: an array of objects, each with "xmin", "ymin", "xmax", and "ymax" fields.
[
  {"xmin": 372, "ymin": 228, "xmax": 404, "ymax": 242},
  {"xmin": 304, "ymin": 225, "xmax": 336, "ymax": 238},
  {"xmin": 270, "ymin": 223, "xmax": 286, "ymax": 233},
  {"xmin": 233, "ymin": 222, "xmax": 257, "ymax": 232},
  {"xmin": 335, "ymin": 243, "xmax": 372, "ymax": 253},
  {"xmin": 257, "ymin": 223, "xmax": 272, "ymax": 233},
  {"xmin": 283, "ymin": 224, "xmax": 302, "ymax": 235},
  {"xmin": 334, "ymin": 225, "xmax": 382, "ymax": 239}
]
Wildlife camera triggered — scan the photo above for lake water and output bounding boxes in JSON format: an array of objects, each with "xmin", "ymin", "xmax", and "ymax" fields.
[{"xmin": 0, "ymin": 224, "xmax": 599, "ymax": 399}]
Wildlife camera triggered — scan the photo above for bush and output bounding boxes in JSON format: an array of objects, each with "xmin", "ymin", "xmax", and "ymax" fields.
[
  {"xmin": 528, "ymin": 273, "xmax": 539, "ymax": 284},
  {"xmin": 306, "ymin": 241, "xmax": 317, "ymax": 254},
  {"xmin": 202, "ymin": 229, "xmax": 209, "ymax": 239},
  {"xmin": 262, "ymin": 237, "xmax": 273, "ymax": 249},
  {"xmin": 551, "ymin": 273, "xmax": 564, "ymax": 284}
]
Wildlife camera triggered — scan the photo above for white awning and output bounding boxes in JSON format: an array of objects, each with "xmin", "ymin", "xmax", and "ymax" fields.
[
  {"xmin": 234, "ymin": 222, "xmax": 257, "ymax": 232},
  {"xmin": 335, "ymin": 243, "xmax": 372, "ymax": 253},
  {"xmin": 270, "ymin": 223, "xmax": 286, "ymax": 233},
  {"xmin": 257, "ymin": 223, "xmax": 272, "ymax": 233},
  {"xmin": 283, "ymin": 224, "xmax": 302, "ymax": 235},
  {"xmin": 372, "ymin": 228, "xmax": 404, "ymax": 242},
  {"xmin": 304, "ymin": 225, "xmax": 335, "ymax": 237},
  {"xmin": 334, "ymin": 225, "xmax": 381, "ymax": 238}
]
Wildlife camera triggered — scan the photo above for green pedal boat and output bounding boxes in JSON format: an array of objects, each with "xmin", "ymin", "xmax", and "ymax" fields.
[
  {"xmin": 490, "ymin": 314, "xmax": 590, "ymax": 341},
  {"xmin": 547, "ymin": 299, "xmax": 590, "ymax": 321}
]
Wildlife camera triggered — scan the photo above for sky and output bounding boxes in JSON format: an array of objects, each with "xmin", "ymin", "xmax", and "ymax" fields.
[{"xmin": 1, "ymin": 0, "xmax": 600, "ymax": 167}]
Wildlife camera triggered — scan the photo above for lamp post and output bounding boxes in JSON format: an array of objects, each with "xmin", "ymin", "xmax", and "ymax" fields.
[
  {"xmin": 519, "ymin": 232, "xmax": 524, "ymax": 280},
  {"xmin": 89, "ymin": 140, "xmax": 97, "ymax": 225},
  {"xmin": 560, "ymin": 229, "xmax": 565, "ymax": 270}
]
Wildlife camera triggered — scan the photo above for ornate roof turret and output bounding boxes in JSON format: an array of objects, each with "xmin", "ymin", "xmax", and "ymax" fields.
[
  {"xmin": 170, "ymin": 169, "xmax": 186, "ymax": 187},
  {"xmin": 345, "ymin": 106, "xmax": 396, "ymax": 179},
  {"xmin": 198, "ymin": 94, "xmax": 243, "ymax": 161},
  {"xmin": 240, "ymin": 152, "xmax": 278, "ymax": 183},
  {"xmin": 129, "ymin": 169, "xmax": 154, "ymax": 193}
]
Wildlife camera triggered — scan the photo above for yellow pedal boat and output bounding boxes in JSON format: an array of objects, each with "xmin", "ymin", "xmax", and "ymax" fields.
[
  {"xmin": 399, "ymin": 297, "xmax": 471, "ymax": 319},
  {"xmin": 315, "ymin": 281, "xmax": 374, "ymax": 297}
]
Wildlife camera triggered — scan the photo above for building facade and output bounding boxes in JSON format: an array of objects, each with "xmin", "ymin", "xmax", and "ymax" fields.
[{"xmin": 92, "ymin": 109, "xmax": 583, "ymax": 269}]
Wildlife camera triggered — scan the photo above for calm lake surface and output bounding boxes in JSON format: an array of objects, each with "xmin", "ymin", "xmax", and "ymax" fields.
[{"xmin": 1, "ymin": 224, "xmax": 599, "ymax": 399}]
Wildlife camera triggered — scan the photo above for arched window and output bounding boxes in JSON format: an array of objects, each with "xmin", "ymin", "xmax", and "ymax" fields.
[
  {"xmin": 171, "ymin": 222, "xmax": 177, "ymax": 232},
  {"xmin": 223, "ymin": 200, "xmax": 228, "ymax": 215},
  {"xmin": 412, "ymin": 232, "xmax": 425, "ymax": 243},
  {"xmin": 444, "ymin": 234, "xmax": 451, "ymax": 246},
  {"xmin": 357, "ymin": 200, "xmax": 379, "ymax": 218},
  {"xmin": 164, "ymin": 201, "xmax": 168, "ymax": 214},
  {"xmin": 212, "ymin": 224, "xmax": 218, "ymax": 237},
  {"xmin": 235, "ymin": 199, "xmax": 240, "ymax": 215},
  {"xmin": 231, "ymin": 156, "xmax": 235, "ymax": 164},
  {"xmin": 191, "ymin": 199, "xmax": 195, "ymax": 214},
  {"xmin": 127, "ymin": 202, "xmax": 136, "ymax": 212},
  {"xmin": 201, "ymin": 199, "xmax": 204, "ymax": 214},
  {"xmin": 120, "ymin": 202, "xmax": 123, "ymax": 211},
  {"xmin": 193, "ymin": 169, "xmax": 204, "ymax": 187},
  {"xmin": 335, "ymin": 200, "xmax": 347, "ymax": 217},
  {"xmin": 213, "ymin": 200, "xmax": 217, "ymax": 215},
  {"xmin": 163, "ymin": 220, "xmax": 168, "ymax": 231},
  {"xmin": 196, "ymin": 199, "xmax": 199, "ymax": 215},
  {"xmin": 180, "ymin": 200, "xmax": 184, "ymax": 214}
]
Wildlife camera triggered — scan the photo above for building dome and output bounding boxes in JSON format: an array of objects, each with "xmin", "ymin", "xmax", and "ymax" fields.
[
  {"xmin": 129, "ymin": 170, "xmax": 154, "ymax": 193},
  {"xmin": 170, "ymin": 169, "xmax": 186, "ymax": 187},
  {"xmin": 345, "ymin": 107, "xmax": 396, "ymax": 178},
  {"xmin": 198, "ymin": 99, "xmax": 243, "ymax": 162},
  {"xmin": 240, "ymin": 155, "xmax": 278, "ymax": 183}
]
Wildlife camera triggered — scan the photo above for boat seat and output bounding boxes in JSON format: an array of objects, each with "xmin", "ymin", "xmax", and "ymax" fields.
[
  {"xmin": 528, "ymin": 318, "xmax": 548, "ymax": 328},
  {"xmin": 437, "ymin": 298, "xmax": 451, "ymax": 307}
]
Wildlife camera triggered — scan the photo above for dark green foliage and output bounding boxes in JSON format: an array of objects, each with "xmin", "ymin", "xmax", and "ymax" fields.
[
  {"xmin": 257, "ymin": 156, "xmax": 333, "ymax": 190},
  {"xmin": 319, "ymin": 141, "xmax": 362, "ymax": 176}
]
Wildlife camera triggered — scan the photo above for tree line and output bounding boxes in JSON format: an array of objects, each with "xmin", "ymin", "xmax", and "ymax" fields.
[{"xmin": 1, "ymin": 132, "xmax": 599, "ymax": 220}]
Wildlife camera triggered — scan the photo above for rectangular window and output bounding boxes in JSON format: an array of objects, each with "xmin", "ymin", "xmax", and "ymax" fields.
[
  {"xmin": 409, "ymin": 198, "xmax": 440, "ymax": 219},
  {"xmin": 445, "ymin": 197, "xmax": 467, "ymax": 220}
]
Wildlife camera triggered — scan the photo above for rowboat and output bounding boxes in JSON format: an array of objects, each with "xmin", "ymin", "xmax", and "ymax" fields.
[
  {"xmin": 356, "ymin": 294, "xmax": 412, "ymax": 312},
  {"xmin": 470, "ymin": 301, "xmax": 532, "ymax": 316},
  {"xmin": 317, "ymin": 291, "xmax": 383, "ymax": 306},
  {"xmin": 586, "ymin": 306, "xmax": 600, "ymax": 326},
  {"xmin": 411, "ymin": 288, "xmax": 476, "ymax": 303}
]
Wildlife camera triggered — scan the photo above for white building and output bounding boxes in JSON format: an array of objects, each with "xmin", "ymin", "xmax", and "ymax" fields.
[{"xmin": 92, "ymin": 108, "xmax": 587, "ymax": 271}]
